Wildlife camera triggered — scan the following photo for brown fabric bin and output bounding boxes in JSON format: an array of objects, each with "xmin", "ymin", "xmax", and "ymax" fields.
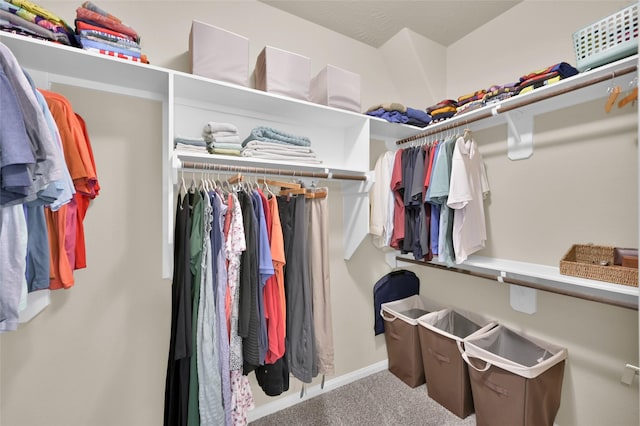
[
  {"xmin": 417, "ymin": 309, "xmax": 496, "ymax": 419},
  {"xmin": 462, "ymin": 325, "xmax": 568, "ymax": 426},
  {"xmin": 381, "ymin": 295, "xmax": 438, "ymax": 388}
]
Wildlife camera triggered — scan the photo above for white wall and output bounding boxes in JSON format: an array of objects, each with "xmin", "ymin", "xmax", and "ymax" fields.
[
  {"xmin": 0, "ymin": 1, "xmax": 638, "ymax": 426},
  {"xmin": 0, "ymin": 2, "xmax": 399, "ymax": 425},
  {"xmin": 435, "ymin": 1, "xmax": 639, "ymax": 425}
]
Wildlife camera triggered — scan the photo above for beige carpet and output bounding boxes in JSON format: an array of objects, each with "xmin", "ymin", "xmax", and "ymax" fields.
[{"xmin": 250, "ymin": 369, "xmax": 477, "ymax": 425}]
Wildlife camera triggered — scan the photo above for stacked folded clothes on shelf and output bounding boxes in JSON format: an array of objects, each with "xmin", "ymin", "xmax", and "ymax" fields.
[
  {"xmin": 241, "ymin": 126, "xmax": 321, "ymax": 164},
  {"xmin": 174, "ymin": 135, "xmax": 208, "ymax": 154},
  {"xmin": 365, "ymin": 103, "xmax": 432, "ymax": 127},
  {"xmin": 515, "ymin": 62, "xmax": 579, "ymax": 95},
  {"xmin": 202, "ymin": 122, "xmax": 242, "ymax": 156},
  {"xmin": 426, "ymin": 99, "xmax": 458, "ymax": 122},
  {"xmin": 455, "ymin": 89, "xmax": 487, "ymax": 115},
  {"xmin": 483, "ymin": 82, "xmax": 519, "ymax": 105},
  {"xmin": 0, "ymin": 0, "xmax": 77, "ymax": 46},
  {"xmin": 75, "ymin": 1, "xmax": 147, "ymax": 63}
]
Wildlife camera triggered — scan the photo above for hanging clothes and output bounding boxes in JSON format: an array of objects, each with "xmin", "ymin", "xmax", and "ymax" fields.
[
  {"xmin": 447, "ymin": 134, "xmax": 490, "ymax": 264},
  {"xmin": 164, "ymin": 192, "xmax": 193, "ymax": 426},
  {"xmin": 306, "ymin": 190, "xmax": 334, "ymax": 375}
]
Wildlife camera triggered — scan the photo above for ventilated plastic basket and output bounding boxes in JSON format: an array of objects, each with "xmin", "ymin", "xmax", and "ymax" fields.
[{"xmin": 572, "ymin": 3, "xmax": 639, "ymax": 72}]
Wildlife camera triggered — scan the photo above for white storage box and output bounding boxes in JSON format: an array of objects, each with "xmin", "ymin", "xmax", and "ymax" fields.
[
  {"xmin": 311, "ymin": 64, "xmax": 361, "ymax": 112},
  {"xmin": 255, "ymin": 45, "xmax": 310, "ymax": 101},
  {"xmin": 189, "ymin": 20, "xmax": 249, "ymax": 86}
]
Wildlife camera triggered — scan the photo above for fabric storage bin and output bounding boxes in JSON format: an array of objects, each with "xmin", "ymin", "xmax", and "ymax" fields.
[
  {"xmin": 380, "ymin": 295, "xmax": 440, "ymax": 388},
  {"xmin": 310, "ymin": 64, "xmax": 361, "ymax": 112},
  {"xmin": 461, "ymin": 325, "xmax": 568, "ymax": 426},
  {"xmin": 255, "ymin": 45, "xmax": 310, "ymax": 101},
  {"xmin": 189, "ymin": 20, "xmax": 249, "ymax": 86},
  {"xmin": 417, "ymin": 309, "xmax": 497, "ymax": 419}
]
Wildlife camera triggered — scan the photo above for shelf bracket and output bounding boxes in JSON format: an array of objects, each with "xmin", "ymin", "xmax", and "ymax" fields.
[{"xmin": 504, "ymin": 110, "xmax": 534, "ymax": 160}]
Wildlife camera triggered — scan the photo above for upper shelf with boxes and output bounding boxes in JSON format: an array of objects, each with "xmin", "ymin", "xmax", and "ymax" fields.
[{"xmin": 182, "ymin": 19, "xmax": 375, "ymax": 177}]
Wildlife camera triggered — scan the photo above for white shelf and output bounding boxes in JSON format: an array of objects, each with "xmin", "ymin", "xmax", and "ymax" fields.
[
  {"xmin": 395, "ymin": 55, "xmax": 638, "ymax": 159},
  {"xmin": 396, "ymin": 254, "xmax": 638, "ymax": 309},
  {"xmin": 0, "ymin": 31, "xmax": 169, "ymax": 100}
]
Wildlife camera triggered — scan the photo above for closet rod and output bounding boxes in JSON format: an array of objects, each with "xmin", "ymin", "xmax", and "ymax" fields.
[
  {"xmin": 180, "ymin": 161, "xmax": 367, "ymax": 182},
  {"xmin": 396, "ymin": 257, "xmax": 638, "ymax": 311},
  {"xmin": 395, "ymin": 64, "xmax": 638, "ymax": 146}
]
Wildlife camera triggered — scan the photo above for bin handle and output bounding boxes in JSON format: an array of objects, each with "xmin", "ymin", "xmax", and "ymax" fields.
[
  {"xmin": 461, "ymin": 351, "xmax": 492, "ymax": 372},
  {"xmin": 380, "ymin": 309, "xmax": 397, "ymax": 322}
]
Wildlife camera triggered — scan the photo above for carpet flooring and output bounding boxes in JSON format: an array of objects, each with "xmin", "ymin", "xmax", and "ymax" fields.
[{"xmin": 250, "ymin": 369, "xmax": 477, "ymax": 425}]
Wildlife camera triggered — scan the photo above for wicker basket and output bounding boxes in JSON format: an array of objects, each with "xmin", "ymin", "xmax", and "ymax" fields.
[
  {"xmin": 560, "ymin": 244, "xmax": 638, "ymax": 287},
  {"xmin": 572, "ymin": 3, "xmax": 639, "ymax": 72}
]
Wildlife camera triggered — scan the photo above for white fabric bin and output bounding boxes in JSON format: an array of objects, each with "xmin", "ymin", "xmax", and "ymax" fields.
[
  {"xmin": 189, "ymin": 20, "xmax": 249, "ymax": 86},
  {"xmin": 310, "ymin": 64, "xmax": 361, "ymax": 112},
  {"xmin": 255, "ymin": 45, "xmax": 310, "ymax": 101}
]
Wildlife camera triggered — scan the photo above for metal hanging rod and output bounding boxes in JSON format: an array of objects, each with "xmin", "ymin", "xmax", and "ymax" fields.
[
  {"xmin": 180, "ymin": 161, "xmax": 368, "ymax": 182},
  {"xmin": 395, "ymin": 63, "xmax": 638, "ymax": 146}
]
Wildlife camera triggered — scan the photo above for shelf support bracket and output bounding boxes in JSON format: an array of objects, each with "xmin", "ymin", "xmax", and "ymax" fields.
[{"xmin": 504, "ymin": 110, "xmax": 534, "ymax": 160}]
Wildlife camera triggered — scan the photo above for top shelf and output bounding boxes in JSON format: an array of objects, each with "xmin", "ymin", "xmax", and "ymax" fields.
[{"xmin": 395, "ymin": 55, "xmax": 639, "ymax": 144}]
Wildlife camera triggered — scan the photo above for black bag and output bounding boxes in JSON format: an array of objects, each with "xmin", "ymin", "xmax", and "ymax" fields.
[{"xmin": 373, "ymin": 269, "xmax": 420, "ymax": 335}]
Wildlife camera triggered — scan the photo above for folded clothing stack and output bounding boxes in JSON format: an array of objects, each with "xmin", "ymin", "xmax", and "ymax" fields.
[
  {"xmin": 365, "ymin": 103, "xmax": 432, "ymax": 127},
  {"xmin": 483, "ymin": 82, "xmax": 519, "ymax": 105},
  {"xmin": 173, "ymin": 135, "xmax": 207, "ymax": 154},
  {"xmin": 0, "ymin": 0, "xmax": 78, "ymax": 46},
  {"xmin": 426, "ymin": 99, "xmax": 458, "ymax": 122},
  {"xmin": 515, "ymin": 62, "xmax": 578, "ymax": 96},
  {"xmin": 75, "ymin": 1, "xmax": 147, "ymax": 63},
  {"xmin": 455, "ymin": 89, "xmax": 487, "ymax": 115},
  {"xmin": 241, "ymin": 126, "xmax": 321, "ymax": 164},
  {"xmin": 202, "ymin": 122, "xmax": 241, "ymax": 156}
]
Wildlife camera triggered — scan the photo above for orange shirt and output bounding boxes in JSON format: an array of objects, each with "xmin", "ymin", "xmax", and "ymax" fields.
[
  {"xmin": 40, "ymin": 90, "xmax": 100, "ymax": 287},
  {"xmin": 265, "ymin": 195, "xmax": 286, "ymax": 363}
]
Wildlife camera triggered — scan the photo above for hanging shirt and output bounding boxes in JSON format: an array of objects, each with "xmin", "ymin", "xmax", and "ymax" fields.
[
  {"xmin": 447, "ymin": 136, "xmax": 490, "ymax": 264},
  {"xmin": 389, "ymin": 149, "xmax": 405, "ymax": 250},
  {"xmin": 252, "ymin": 189, "xmax": 274, "ymax": 366},
  {"xmin": 370, "ymin": 150, "xmax": 395, "ymax": 248}
]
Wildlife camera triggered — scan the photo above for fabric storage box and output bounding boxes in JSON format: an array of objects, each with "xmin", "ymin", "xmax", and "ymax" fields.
[
  {"xmin": 380, "ymin": 295, "xmax": 440, "ymax": 388},
  {"xmin": 189, "ymin": 20, "xmax": 249, "ymax": 86},
  {"xmin": 417, "ymin": 309, "xmax": 497, "ymax": 419},
  {"xmin": 461, "ymin": 325, "xmax": 568, "ymax": 426},
  {"xmin": 310, "ymin": 64, "xmax": 361, "ymax": 112},
  {"xmin": 572, "ymin": 3, "xmax": 639, "ymax": 72},
  {"xmin": 560, "ymin": 244, "xmax": 638, "ymax": 287},
  {"xmin": 255, "ymin": 45, "xmax": 310, "ymax": 101}
]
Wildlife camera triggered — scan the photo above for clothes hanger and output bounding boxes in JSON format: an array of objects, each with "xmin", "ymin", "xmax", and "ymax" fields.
[
  {"xmin": 606, "ymin": 85, "xmax": 621, "ymax": 112},
  {"xmin": 618, "ymin": 86, "xmax": 637, "ymax": 109}
]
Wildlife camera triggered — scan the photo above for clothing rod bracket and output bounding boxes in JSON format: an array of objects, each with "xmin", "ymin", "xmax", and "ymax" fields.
[{"xmin": 504, "ymin": 110, "xmax": 534, "ymax": 160}]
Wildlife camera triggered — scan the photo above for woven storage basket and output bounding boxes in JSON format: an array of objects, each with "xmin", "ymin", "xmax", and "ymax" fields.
[
  {"xmin": 572, "ymin": 3, "xmax": 639, "ymax": 72},
  {"xmin": 560, "ymin": 244, "xmax": 638, "ymax": 287}
]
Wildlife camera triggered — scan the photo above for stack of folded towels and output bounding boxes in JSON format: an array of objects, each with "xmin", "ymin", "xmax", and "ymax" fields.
[
  {"xmin": 0, "ymin": 0, "xmax": 77, "ymax": 46},
  {"xmin": 241, "ymin": 126, "xmax": 321, "ymax": 164},
  {"xmin": 75, "ymin": 1, "xmax": 147, "ymax": 63},
  {"xmin": 203, "ymin": 122, "xmax": 242, "ymax": 156},
  {"xmin": 173, "ymin": 135, "xmax": 208, "ymax": 154}
]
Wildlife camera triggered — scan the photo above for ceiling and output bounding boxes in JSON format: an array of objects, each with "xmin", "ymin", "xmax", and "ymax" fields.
[{"xmin": 260, "ymin": 0, "xmax": 522, "ymax": 48}]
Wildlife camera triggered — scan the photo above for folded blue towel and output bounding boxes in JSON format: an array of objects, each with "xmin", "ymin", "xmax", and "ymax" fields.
[{"xmin": 242, "ymin": 126, "xmax": 311, "ymax": 147}]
